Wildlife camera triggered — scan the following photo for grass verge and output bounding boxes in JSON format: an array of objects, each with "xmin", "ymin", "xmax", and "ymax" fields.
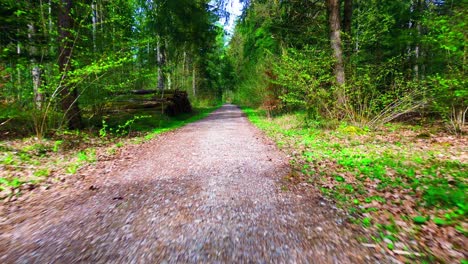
[
  {"xmin": 0, "ymin": 106, "xmax": 220, "ymax": 200},
  {"xmin": 243, "ymin": 108, "xmax": 467, "ymax": 264}
]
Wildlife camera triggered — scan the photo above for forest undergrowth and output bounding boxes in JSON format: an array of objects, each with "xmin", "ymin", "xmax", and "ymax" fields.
[
  {"xmin": 243, "ymin": 108, "xmax": 467, "ymax": 263},
  {"xmin": 0, "ymin": 106, "xmax": 219, "ymax": 201}
]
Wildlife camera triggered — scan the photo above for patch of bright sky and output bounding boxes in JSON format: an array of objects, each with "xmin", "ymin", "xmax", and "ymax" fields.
[
  {"xmin": 211, "ymin": 0, "xmax": 243, "ymax": 42},
  {"xmin": 223, "ymin": 0, "xmax": 243, "ymax": 35}
]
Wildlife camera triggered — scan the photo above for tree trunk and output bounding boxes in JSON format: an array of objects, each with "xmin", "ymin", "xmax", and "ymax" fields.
[
  {"xmin": 343, "ymin": 0, "xmax": 352, "ymax": 35},
  {"xmin": 28, "ymin": 23, "xmax": 44, "ymax": 109},
  {"xmin": 92, "ymin": 0, "xmax": 97, "ymax": 52},
  {"xmin": 192, "ymin": 66, "xmax": 196, "ymax": 98},
  {"xmin": 413, "ymin": 0, "xmax": 423, "ymax": 80},
  {"xmin": 58, "ymin": 0, "xmax": 82, "ymax": 129},
  {"xmin": 343, "ymin": 0, "xmax": 353, "ymax": 57},
  {"xmin": 157, "ymin": 38, "xmax": 165, "ymax": 91},
  {"xmin": 327, "ymin": 0, "xmax": 346, "ymax": 103},
  {"xmin": 183, "ymin": 50, "xmax": 187, "ymax": 89},
  {"xmin": 48, "ymin": 0, "xmax": 54, "ymax": 55},
  {"xmin": 32, "ymin": 65, "xmax": 43, "ymax": 109}
]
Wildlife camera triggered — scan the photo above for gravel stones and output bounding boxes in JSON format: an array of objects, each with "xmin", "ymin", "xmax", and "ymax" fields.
[{"xmin": 0, "ymin": 105, "xmax": 375, "ymax": 263}]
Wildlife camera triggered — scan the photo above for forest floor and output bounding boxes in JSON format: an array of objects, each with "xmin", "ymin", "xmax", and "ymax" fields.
[
  {"xmin": 0, "ymin": 104, "xmax": 390, "ymax": 263},
  {"xmin": 244, "ymin": 109, "xmax": 467, "ymax": 263}
]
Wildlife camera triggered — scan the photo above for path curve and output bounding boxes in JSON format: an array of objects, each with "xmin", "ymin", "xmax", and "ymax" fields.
[{"xmin": 1, "ymin": 105, "xmax": 375, "ymax": 263}]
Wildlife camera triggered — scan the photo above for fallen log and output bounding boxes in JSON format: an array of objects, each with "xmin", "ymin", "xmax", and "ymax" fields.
[
  {"xmin": 116, "ymin": 89, "xmax": 181, "ymax": 95},
  {"xmin": 104, "ymin": 90, "xmax": 191, "ymax": 116},
  {"xmin": 129, "ymin": 89, "xmax": 158, "ymax": 95},
  {"xmin": 164, "ymin": 91, "xmax": 192, "ymax": 116}
]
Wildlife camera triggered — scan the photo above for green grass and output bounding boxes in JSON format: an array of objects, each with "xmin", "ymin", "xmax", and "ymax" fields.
[
  {"xmin": 0, "ymin": 105, "xmax": 221, "ymax": 196},
  {"xmin": 244, "ymin": 108, "xmax": 466, "ymax": 212},
  {"xmin": 243, "ymin": 107, "xmax": 467, "ymax": 262},
  {"xmin": 98, "ymin": 106, "xmax": 220, "ymax": 139},
  {"xmin": 144, "ymin": 106, "xmax": 220, "ymax": 138}
]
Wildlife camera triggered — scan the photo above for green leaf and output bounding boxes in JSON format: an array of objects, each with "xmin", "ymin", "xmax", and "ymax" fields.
[
  {"xmin": 413, "ymin": 215, "xmax": 428, "ymax": 224},
  {"xmin": 335, "ymin": 175, "xmax": 345, "ymax": 182},
  {"xmin": 433, "ymin": 217, "xmax": 447, "ymax": 226},
  {"xmin": 387, "ymin": 242, "xmax": 394, "ymax": 250},
  {"xmin": 362, "ymin": 217, "xmax": 372, "ymax": 227},
  {"xmin": 14, "ymin": 10, "xmax": 27, "ymax": 17}
]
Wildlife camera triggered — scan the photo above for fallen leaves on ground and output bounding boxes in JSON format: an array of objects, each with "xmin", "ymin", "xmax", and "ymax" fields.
[{"xmin": 250, "ymin": 112, "xmax": 467, "ymax": 263}]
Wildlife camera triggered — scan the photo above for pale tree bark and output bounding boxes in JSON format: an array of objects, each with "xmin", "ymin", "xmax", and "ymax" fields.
[
  {"xmin": 16, "ymin": 28, "xmax": 22, "ymax": 101},
  {"xmin": 156, "ymin": 38, "xmax": 166, "ymax": 91},
  {"xmin": 48, "ymin": 0, "xmax": 54, "ymax": 55},
  {"xmin": 32, "ymin": 66, "xmax": 43, "ymax": 109},
  {"xmin": 327, "ymin": 0, "xmax": 346, "ymax": 104},
  {"xmin": 408, "ymin": 0, "xmax": 423, "ymax": 80},
  {"xmin": 413, "ymin": 0, "xmax": 423, "ymax": 80},
  {"xmin": 28, "ymin": 23, "xmax": 44, "ymax": 109},
  {"xmin": 58, "ymin": 0, "xmax": 82, "ymax": 129},
  {"xmin": 92, "ymin": 0, "xmax": 97, "ymax": 52}
]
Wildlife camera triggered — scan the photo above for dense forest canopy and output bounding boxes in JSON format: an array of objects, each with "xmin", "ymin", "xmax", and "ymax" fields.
[
  {"xmin": 227, "ymin": 0, "xmax": 466, "ymax": 133},
  {"xmin": 0, "ymin": 0, "xmax": 466, "ymax": 136},
  {"xmin": 0, "ymin": 0, "xmax": 232, "ymax": 136}
]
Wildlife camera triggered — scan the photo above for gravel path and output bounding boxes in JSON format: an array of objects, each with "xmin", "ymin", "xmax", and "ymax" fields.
[{"xmin": 1, "ymin": 104, "xmax": 375, "ymax": 263}]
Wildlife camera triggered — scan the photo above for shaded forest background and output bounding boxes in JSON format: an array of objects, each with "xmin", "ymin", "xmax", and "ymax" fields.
[
  {"xmin": 0, "ymin": 0, "xmax": 466, "ymax": 137},
  {"xmin": 228, "ymin": 0, "xmax": 466, "ymax": 134},
  {"xmin": 0, "ymin": 0, "xmax": 232, "ymax": 138}
]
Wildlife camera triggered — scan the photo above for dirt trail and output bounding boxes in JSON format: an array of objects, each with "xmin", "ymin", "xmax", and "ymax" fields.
[{"xmin": 0, "ymin": 105, "xmax": 377, "ymax": 263}]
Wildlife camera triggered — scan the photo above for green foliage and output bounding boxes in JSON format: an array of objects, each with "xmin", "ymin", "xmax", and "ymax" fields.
[
  {"xmin": 424, "ymin": 186, "xmax": 466, "ymax": 208},
  {"xmin": 77, "ymin": 148, "xmax": 96, "ymax": 163},
  {"xmin": 362, "ymin": 217, "xmax": 372, "ymax": 228},
  {"xmin": 413, "ymin": 215, "xmax": 428, "ymax": 224},
  {"xmin": 33, "ymin": 169, "xmax": 50, "ymax": 178},
  {"xmin": 272, "ymin": 47, "xmax": 334, "ymax": 119},
  {"xmin": 100, "ymin": 115, "xmax": 151, "ymax": 137},
  {"xmin": 228, "ymin": 0, "xmax": 466, "ymax": 133},
  {"xmin": 245, "ymin": 108, "xmax": 467, "ymax": 261},
  {"xmin": 1, "ymin": 0, "xmax": 224, "ymax": 137},
  {"xmin": 65, "ymin": 164, "xmax": 79, "ymax": 175},
  {"xmin": 53, "ymin": 140, "xmax": 63, "ymax": 152},
  {"xmin": 0, "ymin": 177, "xmax": 22, "ymax": 190}
]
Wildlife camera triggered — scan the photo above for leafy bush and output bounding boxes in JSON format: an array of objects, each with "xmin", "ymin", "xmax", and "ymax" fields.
[
  {"xmin": 272, "ymin": 47, "xmax": 334, "ymax": 120},
  {"xmin": 428, "ymin": 73, "xmax": 467, "ymax": 134},
  {"xmin": 345, "ymin": 61, "xmax": 427, "ymax": 128}
]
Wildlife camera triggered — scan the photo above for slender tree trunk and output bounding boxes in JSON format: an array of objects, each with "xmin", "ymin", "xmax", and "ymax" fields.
[
  {"xmin": 343, "ymin": 0, "xmax": 353, "ymax": 57},
  {"xmin": 28, "ymin": 23, "xmax": 44, "ymax": 109},
  {"xmin": 58, "ymin": 0, "xmax": 82, "ymax": 129},
  {"xmin": 343, "ymin": 0, "xmax": 352, "ymax": 35},
  {"xmin": 414, "ymin": 40, "xmax": 420, "ymax": 79},
  {"xmin": 354, "ymin": 1, "xmax": 360, "ymax": 53},
  {"xmin": 327, "ymin": 0, "xmax": 346, "ymax": 104},
  {"xmin": 183, "ymin": 50, "xmax": 187, "ymax": 89},
  {"xmin": 32, "ymin": 65, "xmax": 43, "ymax": 109},
  {"xmin": 16, "ymin": 28, "xmax": 22, "ymax": 101},
  {"xmin": 92, "ymin": 0, "xmax": 97, "ymax": 52},
  {"xmin": 414, "ymin": 0, "xmax": 423, "ymax": 80},
  {"xmin": 157, "ymin": 38, "xmax": 165, "ymax": 91},
  {"xmin": 192, "ymin": 66, "xmax": 196, "ymax": 97},
  {"xmin": 48, "ymin": 0, "xmax": 54, "ymax": 55}
]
